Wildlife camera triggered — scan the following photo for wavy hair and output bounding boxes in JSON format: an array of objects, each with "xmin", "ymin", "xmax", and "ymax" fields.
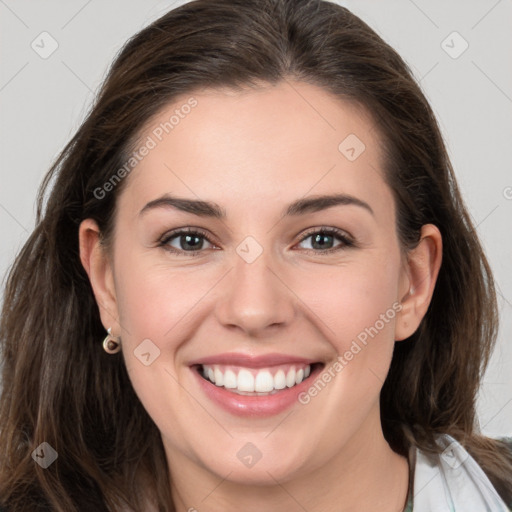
[{"xmin": 1, "ymin": 0, "xmax": 510, "ymax": 510}]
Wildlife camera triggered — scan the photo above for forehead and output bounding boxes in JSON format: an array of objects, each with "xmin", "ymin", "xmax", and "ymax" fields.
[{"xmin": 119, "ymin": 80, "xmax": 391, "ymax": 219}]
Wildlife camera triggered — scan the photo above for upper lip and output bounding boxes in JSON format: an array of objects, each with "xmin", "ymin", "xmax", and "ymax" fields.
[{"xmin": 189, "ymin": 352, "xmax": 320, "ymax": 368}]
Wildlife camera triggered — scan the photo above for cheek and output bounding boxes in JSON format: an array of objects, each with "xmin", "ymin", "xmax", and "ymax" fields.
[
  {"xmin": 113, "ymin": 252, "xmax": 206, "ymax": 451},
  {"xmin": 113, "ymin": 248, "xmax": 217, "ymax": 341},
  {"xmin": 292, "ymin": 253, "xmax": 401, "ymax": 348},
  {"xmin": 289, "ymin": 252, "xmax": 403, "ymax": 407}
]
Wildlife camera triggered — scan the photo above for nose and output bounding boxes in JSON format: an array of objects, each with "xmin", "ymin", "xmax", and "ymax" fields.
[{"xmin": 214, "ymin": 245, "xmax": 296, "ymax": 337}]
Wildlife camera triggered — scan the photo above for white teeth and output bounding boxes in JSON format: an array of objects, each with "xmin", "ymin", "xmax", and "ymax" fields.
[
  {"xmin": 214, "ymin": 367, "xmax": 224, "ymax": 387},
  {"xmin": 202, "ymin": 364, "xmax": 312, "ymax": 394},
  {"xmin": 274, "ymin": 369, "xmax": 287, "ymax": 390},
  {"xmin": 254, "ymin": 370, "xmax": 274, "ymax": 392},
  {"xmin": 237, "ymin": 369, "xmax": 255, "ymax": 392},
  {"xmin": 223, "ymin": 369, "xmax": 237, "ymax": 389},
  {"xmin": 286, "ymin": 369, "xmax": 296, "ymax": 388}
]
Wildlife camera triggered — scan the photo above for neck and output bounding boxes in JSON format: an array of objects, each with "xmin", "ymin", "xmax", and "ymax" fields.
[{"xmin": 167, "ymin": 412, "xmax": 410, "ymax": 512}]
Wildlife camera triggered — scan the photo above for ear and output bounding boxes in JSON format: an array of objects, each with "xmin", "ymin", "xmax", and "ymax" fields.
[
  {"xmin": 395, "ymin": 224, "xmax": 442, "ymax": 341},
  {"xmin": 78, "ymin": 219, "xmax": 121, "ymax": 336}
]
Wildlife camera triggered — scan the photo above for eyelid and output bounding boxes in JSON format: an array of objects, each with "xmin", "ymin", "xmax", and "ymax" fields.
[
  {"xmin": 159, "ymin": 226, "xmax": 213, "ymax": 244},
  {"xmin": 297, "ymin": 226, "xmax": 353, "ymax": 243}
]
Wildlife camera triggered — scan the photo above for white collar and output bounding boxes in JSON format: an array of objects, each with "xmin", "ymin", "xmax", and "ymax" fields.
[{"xmin": 409, "ymin": 433, "xmax": 510, "ymax": 511}]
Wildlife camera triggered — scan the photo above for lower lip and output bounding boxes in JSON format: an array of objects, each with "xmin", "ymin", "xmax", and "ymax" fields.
[{"xmin": 192, "ymin": 365, "xmax": 322, "ymax": 417}]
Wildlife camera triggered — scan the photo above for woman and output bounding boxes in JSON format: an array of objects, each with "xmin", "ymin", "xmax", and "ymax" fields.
[{"xmin": 0, "ymin": 0, "xmax": 510, "ymax": 510}]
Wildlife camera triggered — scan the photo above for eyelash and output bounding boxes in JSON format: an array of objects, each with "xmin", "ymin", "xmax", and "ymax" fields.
[{"xmin": 158, "ymin": 226, "xmax": 355, "ymax": 257}]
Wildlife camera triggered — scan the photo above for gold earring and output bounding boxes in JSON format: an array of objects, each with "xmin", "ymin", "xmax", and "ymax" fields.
[{"xmin": 102, "ymin": 327, "xmax": 121, "ymax": 354}]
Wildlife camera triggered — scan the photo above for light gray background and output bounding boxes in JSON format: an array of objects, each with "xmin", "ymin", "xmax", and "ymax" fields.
[{"xmin": 1, "ymin": 0, "xmax": 511, "ymax": 437}]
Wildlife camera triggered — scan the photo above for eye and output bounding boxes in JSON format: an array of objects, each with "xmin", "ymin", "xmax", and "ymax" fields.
[
  {"xmin": 296, "ymin": 227, "xmax": 354, "ymax": 254},
  {"xmin": 159, "ymin": 228, "xmax": 215, "ymax": 256}
]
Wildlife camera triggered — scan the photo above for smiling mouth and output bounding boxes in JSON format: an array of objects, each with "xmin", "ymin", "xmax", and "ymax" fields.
[{"xmin": 195, "ymin": 362, "xmax": 323, "ymax": 396}]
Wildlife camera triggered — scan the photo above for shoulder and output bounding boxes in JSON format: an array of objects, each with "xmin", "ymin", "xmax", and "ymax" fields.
[
  {"xmin": 497, "ymin": 435, "xmax": 512, "ymax": 450},
  {"xmin": 410, "ymin": 433, "xmax": 511, "ymax": 511}
]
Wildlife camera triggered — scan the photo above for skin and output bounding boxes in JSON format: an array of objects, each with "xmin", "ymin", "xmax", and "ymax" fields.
[{"xmin": 79, "ymin": 80, "xmax": 442, "ymax": 512}]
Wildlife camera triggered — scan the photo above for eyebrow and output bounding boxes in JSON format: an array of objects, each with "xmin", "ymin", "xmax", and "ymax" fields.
[{"xmin": 139, "ymin": 193, "xmax": 374, "ymax": 218}]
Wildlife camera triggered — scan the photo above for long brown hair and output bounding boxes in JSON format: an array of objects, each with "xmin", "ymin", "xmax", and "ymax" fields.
[{"xmin": 1, "ymin": 0, "xmax": 510, "ymax": 510}]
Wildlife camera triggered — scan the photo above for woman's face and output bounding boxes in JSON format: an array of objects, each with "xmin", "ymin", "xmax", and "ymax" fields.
[{"xmin": 92, "ymin": 81, "xmax": 416, "ymax": 484}]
